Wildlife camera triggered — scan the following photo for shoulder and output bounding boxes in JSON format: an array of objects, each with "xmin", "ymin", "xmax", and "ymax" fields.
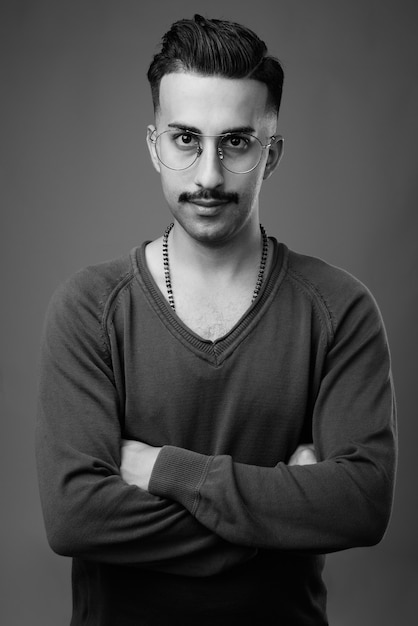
[
  {"xmin": 285, "ymin": 248, "xmax": 370, "ymax": 302},
  {"xmin": 282, "ymin": 246, "xmax": 384, "ymax": 338},
  {"xmin": 44, "ymin": 249, "xmax": 141, "ymax": 346},
  {"xmin": 52, "ymin": 252, "xmax": 135, "ymax": 308}
]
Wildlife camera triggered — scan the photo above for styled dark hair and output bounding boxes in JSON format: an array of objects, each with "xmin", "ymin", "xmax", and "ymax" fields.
[{"xmin": 147, "ymin": 14, "xmax": 284, "ymax": 114}]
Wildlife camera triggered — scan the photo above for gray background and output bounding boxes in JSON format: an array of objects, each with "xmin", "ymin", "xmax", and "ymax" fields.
[{"xmin": 1, "ymin": 0, "xmax": 417, "ymax": 624}]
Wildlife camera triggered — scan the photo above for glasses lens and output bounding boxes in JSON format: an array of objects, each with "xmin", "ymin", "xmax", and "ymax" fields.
[
  {"xmin": 155, "ymin": 130, "xmax": 200, "ymax": 170},
  {"xmin": 219, "ymin": 133, "xmax": 263, "ymax": 173},
  {"xmin": 154, "ymin": 130, "xmax": 265, "ymax": 173}
]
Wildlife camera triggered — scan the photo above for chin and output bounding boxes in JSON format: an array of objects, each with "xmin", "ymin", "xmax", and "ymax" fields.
[{"xmin": 177, "ymin": 215, "xmax": 252, "ymax": 247}]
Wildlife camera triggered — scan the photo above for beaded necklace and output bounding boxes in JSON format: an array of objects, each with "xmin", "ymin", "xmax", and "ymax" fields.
[{"xmin": 162, "ymin": 223, "xmax": 268, "ymax": 311}]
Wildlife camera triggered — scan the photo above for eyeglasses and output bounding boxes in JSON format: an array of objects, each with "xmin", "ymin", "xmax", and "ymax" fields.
[{"xmin": 150, "ymin": 129, "xmax": 281, "ymax": 174}]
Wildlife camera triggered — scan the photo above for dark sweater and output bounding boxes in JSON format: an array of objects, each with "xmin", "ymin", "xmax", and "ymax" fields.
[{"xmin": 36, "ymin": 239, "xmax": 397, "ymax": 625}]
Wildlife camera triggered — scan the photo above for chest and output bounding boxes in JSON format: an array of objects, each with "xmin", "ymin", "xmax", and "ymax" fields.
[{"xmin": 174, "ymin": 290, "xmax": 253, "ymax": 341}]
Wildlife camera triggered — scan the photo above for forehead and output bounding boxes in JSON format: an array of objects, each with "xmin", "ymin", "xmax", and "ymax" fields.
[{"xmin": 157, "ymin": 72, "xmax": 273, "ymax": 134}]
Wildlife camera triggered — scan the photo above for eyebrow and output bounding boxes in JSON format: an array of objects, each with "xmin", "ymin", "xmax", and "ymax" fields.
[{"xmin": 167, "ymin": 122, "xmax": 256, "ymax": 135}]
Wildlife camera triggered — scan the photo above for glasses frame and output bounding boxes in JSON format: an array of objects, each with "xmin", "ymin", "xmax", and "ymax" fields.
[{"xmin": 150, "ymin": 129, "xmax": 281, "ymax": 174}]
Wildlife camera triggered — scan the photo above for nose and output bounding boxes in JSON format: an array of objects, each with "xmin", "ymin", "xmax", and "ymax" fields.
[{"xmin": 193, "ymin": 139, "xmax": 225, "ymax": 189}]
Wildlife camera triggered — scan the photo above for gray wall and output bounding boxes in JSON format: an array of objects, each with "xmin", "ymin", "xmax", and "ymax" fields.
[{"xmin": 1, "ymin": 1, "xmax": 417, "ymax": 624}]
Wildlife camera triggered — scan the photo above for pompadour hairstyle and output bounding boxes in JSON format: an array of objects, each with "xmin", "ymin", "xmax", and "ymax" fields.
[{"xmin": 147, "ymin": 14, "xmax": 284, "ymax": 114}]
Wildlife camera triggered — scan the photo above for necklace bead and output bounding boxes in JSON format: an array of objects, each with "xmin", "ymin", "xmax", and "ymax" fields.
[{"xmin": 162, "ymin": 223, "xmax": 268, "ymax": 311}]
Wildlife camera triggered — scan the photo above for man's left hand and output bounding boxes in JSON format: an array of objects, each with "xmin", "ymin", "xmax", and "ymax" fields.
[
  {"xmin": 120, "ymin": 439, "xmax": 161, "ymax": 491},
  {"xmin": 288, "ymin": 444, "xmax": 317, "ymax": 466}
]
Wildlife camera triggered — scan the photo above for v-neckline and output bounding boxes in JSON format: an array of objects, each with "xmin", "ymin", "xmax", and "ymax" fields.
[{"xmin": 132, "ymin": 238, "xmax": 287, "ymax": 366}]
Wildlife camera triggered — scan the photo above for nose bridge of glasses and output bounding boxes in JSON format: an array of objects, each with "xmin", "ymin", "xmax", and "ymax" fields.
[{"xmin": 195, "ymin": 135, "xmax": 225, "ymax": 168}]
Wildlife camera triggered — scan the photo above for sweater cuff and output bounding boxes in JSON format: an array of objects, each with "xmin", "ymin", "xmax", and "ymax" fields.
[{"xmin": 149, "ymin": 445, "xmax": 213, "ymax": 514}]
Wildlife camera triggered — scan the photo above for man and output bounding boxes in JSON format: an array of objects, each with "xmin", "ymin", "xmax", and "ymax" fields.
[{"xmin": 36, "ymin": 14, "xmax": 397, "ymax": 626}]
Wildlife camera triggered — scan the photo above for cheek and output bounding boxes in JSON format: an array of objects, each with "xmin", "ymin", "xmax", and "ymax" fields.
[
  {"xmin": 239, "ymin": 171, "xmax": 264, "ymax": 202},
  {"xmin": 160, "ymin": 171, "xmax": 183, "ymax": 202}
]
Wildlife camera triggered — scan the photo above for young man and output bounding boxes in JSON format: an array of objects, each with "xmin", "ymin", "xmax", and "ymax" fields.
[{"xmin": 36, "ymin": 15, "xmax": 397, "ymax": 626}]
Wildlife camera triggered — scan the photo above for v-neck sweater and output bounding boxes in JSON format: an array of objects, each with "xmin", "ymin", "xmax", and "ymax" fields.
[{"xmin": 36, "ymin": 238, "xmax": 397, "ymax": 625}]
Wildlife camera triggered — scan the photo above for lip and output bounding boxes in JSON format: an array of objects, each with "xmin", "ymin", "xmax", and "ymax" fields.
[{"xmin": 190, "ymin": 199, "xmax": 229, "ymax": 208}]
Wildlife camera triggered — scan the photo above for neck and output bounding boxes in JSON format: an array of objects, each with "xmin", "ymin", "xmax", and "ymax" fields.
[{"xmin": 161, "ymin": 221, "xmax": 269, "ymax": 314}]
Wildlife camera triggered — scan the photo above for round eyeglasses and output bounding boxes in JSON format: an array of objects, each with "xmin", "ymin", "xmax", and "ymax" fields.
[{"xmin": 150, "ymin": 129, "xmax": 281, "ymax": 174}]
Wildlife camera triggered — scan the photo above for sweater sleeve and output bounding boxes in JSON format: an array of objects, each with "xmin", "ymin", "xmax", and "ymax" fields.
[
  {"xmin": 35, "ymin": 269, "xmax": 256, "ymax": 576},
  {"xmin": 149, "ymin": 281, "xmax": 397, "ymax": 553}
]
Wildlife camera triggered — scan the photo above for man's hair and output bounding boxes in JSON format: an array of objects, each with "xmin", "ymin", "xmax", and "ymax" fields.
[{"xmin": 147, "ymin": 14, "xmax": 284, "ymax": 115}]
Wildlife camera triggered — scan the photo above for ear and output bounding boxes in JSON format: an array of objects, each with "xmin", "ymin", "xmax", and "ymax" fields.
[
  {"xmin": 146, "ymin": 124, "xmax": 161, "ymax": 174},
  {"xmin": 263, "ymin": 136, "xmax": 284, "ymax": 180}
]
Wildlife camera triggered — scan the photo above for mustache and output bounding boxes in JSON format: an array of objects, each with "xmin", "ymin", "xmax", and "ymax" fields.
[{"xmin": 178, "ymin": 189, "xmax": 239, "ymax": 204}]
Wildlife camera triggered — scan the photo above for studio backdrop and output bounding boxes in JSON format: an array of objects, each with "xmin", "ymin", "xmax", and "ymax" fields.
[{"xmin": 1, "ymin": 1, "xmax": 417, "ymax": 624}]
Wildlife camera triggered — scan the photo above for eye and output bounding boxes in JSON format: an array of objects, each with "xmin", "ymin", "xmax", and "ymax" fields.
[
  {"xmin": 172, "ymin": 132, "xmax": 199, "ymax": 149},
  {"xmin": 222, "ymin": 134, "xmax": 251, "ymax": 150}
]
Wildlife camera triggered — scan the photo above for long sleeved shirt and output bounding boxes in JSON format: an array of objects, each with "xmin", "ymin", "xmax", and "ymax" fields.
[{"xmin": 36, "ymin": 238, "xmax": 397, "ymax": 625}]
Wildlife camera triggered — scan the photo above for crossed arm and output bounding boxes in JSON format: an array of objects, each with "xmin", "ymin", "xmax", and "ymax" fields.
[
  {"xmin": 120, "ymin": 440, "xmax": 317, "ymax": 492},
  {"xmin": 120, "ymin": 428, "xmax": 394, "ymax": 553}
]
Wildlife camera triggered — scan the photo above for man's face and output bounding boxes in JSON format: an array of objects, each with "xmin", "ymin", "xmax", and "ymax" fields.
[{"xmin": 147, "ymin": 72, "xmax": 282, "ymax": 245}]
